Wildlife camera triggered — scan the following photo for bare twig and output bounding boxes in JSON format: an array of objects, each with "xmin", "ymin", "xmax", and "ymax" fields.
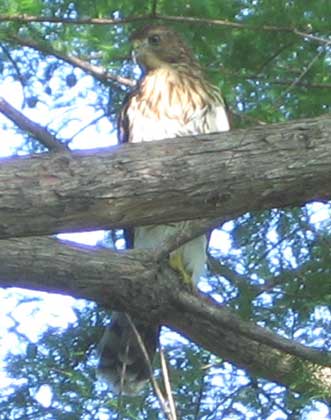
[
  {"xmin": 6, "ymin": 34, "xmax": 136, "ymax": 88},
  {"xmin": 160, "ymin": 349, "xmax": 177, "ymax": 420},
  {"xmin": 124, "ymin": 315, "xmax": 172, "ymax": 420},
  {"xmin": 0, "ymin": 97, "xmax": 69, "ymax": 152}
]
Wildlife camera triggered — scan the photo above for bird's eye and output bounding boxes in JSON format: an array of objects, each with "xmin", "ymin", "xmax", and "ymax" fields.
[{"xmin": 148, "ymin": 34, "xmax": 161, "ymax": 45}]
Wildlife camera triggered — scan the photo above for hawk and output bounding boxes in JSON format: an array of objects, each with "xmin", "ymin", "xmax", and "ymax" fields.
[{"xmin": 97, "ymin": 25, "xmax": 230, "ymax": 395}]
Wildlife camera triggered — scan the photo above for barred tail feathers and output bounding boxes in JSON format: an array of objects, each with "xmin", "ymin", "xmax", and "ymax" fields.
[{"xmin": 97, "ymin": 312, "xmax": 159, "ymax": 395}]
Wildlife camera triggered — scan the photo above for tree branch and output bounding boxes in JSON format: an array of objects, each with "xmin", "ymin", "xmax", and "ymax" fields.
[
  {"xmin": 158, "ymin": 15, "xmax": 331, "ymax": 46},
  {"xmin": 5, "ymin": 34, "xmax": 136, "ymax": 88},
  {"xmin": 0, "ymin": 98, "xmax": 69, "ymax": 152},
  {"xmin": 0, "ymin": 14, "xmax": 329, "ymax": 45},
  {"xmin": 174, "ymin": 291, "xmax": 331, "ymax": 366},
  {"xmin": 0, "ymin": 115, "xmax": 330, "ymax": 240},
  {"xmin": 0, "ymin": 236, "xmax": 330, "ymax": 398}
]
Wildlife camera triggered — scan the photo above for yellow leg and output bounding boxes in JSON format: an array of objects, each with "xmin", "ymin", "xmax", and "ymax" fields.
[{"xmin": 169, "ymin": 252, "xmax": 193, "ymax": 288}]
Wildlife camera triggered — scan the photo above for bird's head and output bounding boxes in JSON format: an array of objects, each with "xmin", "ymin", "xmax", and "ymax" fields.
[{"xmin": 131, "ymin": 25, "xmax": 197, "ymax": 72}]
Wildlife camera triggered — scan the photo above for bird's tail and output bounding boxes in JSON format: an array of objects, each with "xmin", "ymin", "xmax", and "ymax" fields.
[{"xmin": 97, "ymin": 311, "xmax": 159, "ymax": 395}]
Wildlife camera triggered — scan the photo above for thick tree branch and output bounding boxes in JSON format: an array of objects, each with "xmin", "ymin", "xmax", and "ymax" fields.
[
  {"xmin": 0, "ymin": 98, "xmax": 69, "ymax": 152},
  {"xmin": 173, "ymin": 291, "xmax": 331, "ymax": 366},
  {"xmin": 0, "ymin": 115, "xmax": 330, "ymax": 240},
  {"xmin": 0, "ymin": 236, "xmax": 330, "ymax": 398}
]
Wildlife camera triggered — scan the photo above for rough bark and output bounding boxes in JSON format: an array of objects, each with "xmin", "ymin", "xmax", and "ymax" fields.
[
  {"xmin": 0, "ymin": 115, "xmax": 331, "ymax": 239},
  {"xmin": 0, "ymin": 237, "xmax": 330, "ymax": 400},
  {"xmin": 2, "ymin": 115, "xmax": 331, "ymax": 400}
]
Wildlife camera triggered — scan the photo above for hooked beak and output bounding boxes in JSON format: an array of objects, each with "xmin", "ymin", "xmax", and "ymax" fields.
[{"xmin": 131, "ymin": 39, "xmax": 146, "ymax": 65}]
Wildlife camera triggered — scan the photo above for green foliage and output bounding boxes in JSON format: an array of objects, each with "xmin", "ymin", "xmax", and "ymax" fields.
[{"xmin": 0, "ymin": 0, "xmax": 330, "ymax": 419}]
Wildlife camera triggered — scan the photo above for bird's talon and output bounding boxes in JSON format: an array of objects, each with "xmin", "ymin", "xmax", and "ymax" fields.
[{"xmin": 169, "ymin": 253, "xmax": 194, "ymax": 290}]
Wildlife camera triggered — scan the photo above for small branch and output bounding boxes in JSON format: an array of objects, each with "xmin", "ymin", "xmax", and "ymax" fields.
[
  {"xmin": 280, "ymin": 49, "xmax": 324, "ymax": 98},
  {"xmin": 125, "ymin": 315, "xmax": 173, "ymax": 420},
  {"xmin": 6, "ymin": 34, "xmax": 136, "ymax": 88},
  {"xmin": 293, "ymin": 28, "xmax": 331, "ymax": 46},
  {"xmin": 157, "ymin": 15, "xmax": 331, "ymax": 46},
  {"xmin": 0, "ymin": 14, "xmax": 329, "ymax": 45},
  {"xmin": 0, "ymin": 97, "xmax": 69, "ymax": 152}
]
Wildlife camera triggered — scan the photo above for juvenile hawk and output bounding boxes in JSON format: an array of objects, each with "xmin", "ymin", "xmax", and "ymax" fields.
[{"xmin": 97, "ymin": 25, "xmax": 230, "ymax": 395}]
